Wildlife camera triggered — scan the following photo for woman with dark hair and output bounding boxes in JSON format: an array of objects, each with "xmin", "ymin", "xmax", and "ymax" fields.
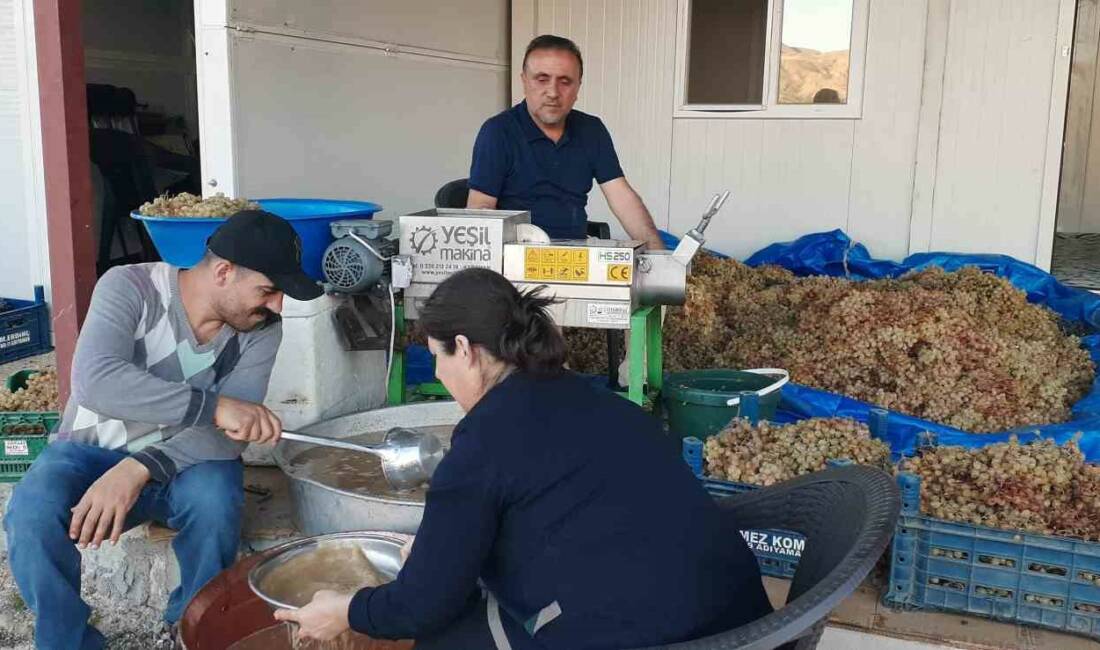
[{"xmin": 277, "ymin": 268, "xmax": 773, "ymax": 648}]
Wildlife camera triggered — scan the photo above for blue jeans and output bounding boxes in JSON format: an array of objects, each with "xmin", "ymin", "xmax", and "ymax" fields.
[{"xmin": 3, "ymin": 442, "xmax": 243, "ymax": 650}]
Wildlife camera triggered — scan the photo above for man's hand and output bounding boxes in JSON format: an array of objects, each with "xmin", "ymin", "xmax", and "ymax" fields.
[
  {"xmin": 274, "ymin": 590, "xmax": 354, "ymax": 642},
  {"xmin": 69, "ymin": 457, "xmax": 150, "ymax": 549},
  {"xmin": 215, "ymin": 395, "xmax": 282, "ymax": 444}
]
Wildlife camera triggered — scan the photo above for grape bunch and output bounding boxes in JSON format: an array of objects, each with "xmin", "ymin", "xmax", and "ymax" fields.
[
  {"xmin": 0, "ymin": 369, "xmax": 60, "ymax": 413},
  {"xmin": 138, "ymin": 192, "xmax": 260, "ymax": 218},
  {"xmin": 703, "ymin": 417, "xmax": 891, "ymax": 486},
  {"xmin": 0, "ymin": 423, "xmax": 46, "ymax": 435},
  {"xmin": 901, "ymin": 437, "xmax": 1100, "ymax": 542},
  {"xmin": 659, "ymin": 257, "xmax": 1095, "ymax": 432}
]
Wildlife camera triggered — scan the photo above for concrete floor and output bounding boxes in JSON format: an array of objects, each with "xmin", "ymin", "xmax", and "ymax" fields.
[
  {"xmin": 1052, "ymin": 233, "xmax": 1100, "ymax": 291},
  {"xmin": 821, "ymin": 627, "xmax": 947, "ymax": 649},
  {"xmin": 764, "ymin": 577, "xmax": 1098, "ymax": 650}
]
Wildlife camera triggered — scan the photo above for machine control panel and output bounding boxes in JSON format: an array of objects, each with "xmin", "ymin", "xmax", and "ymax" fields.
[{"xmin": 504, "ymin": 241, "xmax": 641, "ymax": 287}]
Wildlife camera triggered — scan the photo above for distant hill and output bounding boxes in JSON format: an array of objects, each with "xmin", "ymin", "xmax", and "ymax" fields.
[{"xmin": 779, "ymin": 45, "xmax": 850, "ymax": 104}]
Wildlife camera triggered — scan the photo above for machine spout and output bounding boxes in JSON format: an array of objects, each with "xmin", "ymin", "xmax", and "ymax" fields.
[
  {"xmin": 695, "ymin": 190, "xmax": 729, "ymax": 236},
  {"xmin": 671, "ymin": 190, "xmax": 730, "ymax": 266},
  {"xmin": 636, "ymin": 190, "xmax": 731, "ymax": 306}
]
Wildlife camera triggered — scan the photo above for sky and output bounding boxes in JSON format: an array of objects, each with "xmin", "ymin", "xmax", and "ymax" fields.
[{"xmin": 780, "ymin": 0, "xmax": 853, "ymax": 52}]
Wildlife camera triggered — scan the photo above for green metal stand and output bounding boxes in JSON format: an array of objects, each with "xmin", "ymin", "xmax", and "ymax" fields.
[
  {"xmin": 387, "ymin": 301, "xmax": 451, "ymax": 404},
  {"xmin": 415, "ymin": 382, "xmax": 451, "ymax": 398},
  {"xmin": 388, "ymin": 302, "xmax": 663, "ymax": 408},
  {"xmin": 627, "ymin": 305, "xmax": 663, "ymax": 406}
]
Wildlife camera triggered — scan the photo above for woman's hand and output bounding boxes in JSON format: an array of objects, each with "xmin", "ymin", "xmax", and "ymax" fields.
[{"xmin": 274, "ymin": 590, "xmax": 353, "ymax": 642}]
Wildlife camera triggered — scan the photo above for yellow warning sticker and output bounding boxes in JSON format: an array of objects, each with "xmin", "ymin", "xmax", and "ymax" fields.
[
  {"xmin": 524, "ymin": 248, "xmax": 540, "ymax": 278},
  {"xmin": 524, "ymin": 247, "xmax": 589, "ymax": 282},
  {"xmin": 607, "ymin": 264, "xmax": 632, "ymax": 282}
]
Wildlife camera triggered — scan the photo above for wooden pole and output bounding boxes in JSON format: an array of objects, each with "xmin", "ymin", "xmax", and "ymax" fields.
[{"xmin": 33, "ymin": 0, "xmax": 96, "ymax": 404}]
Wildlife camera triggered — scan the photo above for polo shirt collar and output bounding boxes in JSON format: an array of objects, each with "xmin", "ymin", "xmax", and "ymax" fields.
[{"xmin": 514, "ymin": 100, "xmax": 574, "ymax": 146}]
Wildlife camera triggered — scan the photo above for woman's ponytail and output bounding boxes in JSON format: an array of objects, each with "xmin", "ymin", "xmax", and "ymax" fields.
[{"xmin": 497, "ymin": 288, "xmax": 566, "ymax": 374}]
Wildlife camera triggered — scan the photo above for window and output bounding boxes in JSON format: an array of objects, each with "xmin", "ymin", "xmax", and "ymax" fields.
[{"xmin": 675, "ymin": 0, "xmax": 869, "ymax": 118}]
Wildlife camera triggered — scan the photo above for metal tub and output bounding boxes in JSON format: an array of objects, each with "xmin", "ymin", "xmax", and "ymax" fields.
[
  {"xmin": 179, "ymin": 532, "xmax": 412, "ymax": 650},
  {"xmin": 249, "ymin": 531, "xmax": 408, "ymax": 610},
  {"xmin": 275, "ymin": 401, "xmax": 463, "ymax": 535}
]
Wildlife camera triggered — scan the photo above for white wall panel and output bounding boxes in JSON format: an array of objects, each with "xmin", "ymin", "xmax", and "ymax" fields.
[
  {"xmin": 230, "ymin": 32, "xmax": 508, "ymax": 218},
  {"xmin": 0, "ymin": 0, "xmax": 48, "ymax": 301},
  {"xmin": 534, "ymin": 0, "xmax": 678, "ymax": 238},
  {"xmin": 927, "ymin": 0, "xmax": 1068, "ymax": 262},
  {"xmin": 197, "ymin": 1, "xmax": 510, "ymax": 212},
  {"xmin": 230, "ymin": 0, "xmax": 509, "ymax": 63}
]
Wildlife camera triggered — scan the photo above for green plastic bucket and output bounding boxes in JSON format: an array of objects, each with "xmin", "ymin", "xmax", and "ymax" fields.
[
  {"xmin": 6, "ymin": 369, "xmax": 40, "ymax": 393},
  {"xmin": 663, "ymin": 368, "xmax": 788, "ymax": 440}
]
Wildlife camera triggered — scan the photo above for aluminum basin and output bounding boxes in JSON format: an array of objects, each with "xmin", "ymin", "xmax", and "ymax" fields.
[
  {"xmin": 249, "ymin": 531, "xmax": 407, "ymax": 610},
  {"xmin": 275, "ymin": 401, "xmax": 463, "ymax": 535},
  {"xmin": 179, "ymin": 532, "xmax": 412, "ymax": 650}
]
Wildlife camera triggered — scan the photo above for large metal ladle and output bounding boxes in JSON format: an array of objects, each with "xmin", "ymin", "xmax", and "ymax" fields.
[{"xmin": 280, "ymin": 427, "xmax": 446, "ymax": 491}]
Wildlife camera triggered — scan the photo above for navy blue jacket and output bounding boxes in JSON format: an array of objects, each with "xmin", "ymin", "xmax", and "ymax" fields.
[
  {"xmin": 469, "ymin": 101, "xmax": 624, "ymax": 240},
  {"xmin": 350, "ymin": 372, "xmax": 772, "ymax": 648}
]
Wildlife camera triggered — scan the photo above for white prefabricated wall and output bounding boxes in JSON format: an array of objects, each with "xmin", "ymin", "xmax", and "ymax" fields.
[
  {"xmin": 916, "ymin": 0, "xmax": 1072, "ymax": 266},
  {"xmin": 521, "ymin": 0, "xmax": 1074, "ymax": 267},
  {"xmin": 194, "ymin": 0, "xmax": 510, "ymax": 428},
  {"xmin": 196, "ymin": 0, "xmax": 510, "ymax": 217},
  {"xmin": 0, "ymin": 0, "xmax": 49, "ymax": 302}
]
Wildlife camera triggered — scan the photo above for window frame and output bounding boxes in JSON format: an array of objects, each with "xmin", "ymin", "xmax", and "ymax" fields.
[{"xmin": 674, "ymin": 0, "xmax": 871, "ymax": 120}]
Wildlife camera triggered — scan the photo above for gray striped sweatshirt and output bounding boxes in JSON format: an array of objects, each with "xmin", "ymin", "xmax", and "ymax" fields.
[{"xmin": 56, "ymin": 263, "xmax": 282, "ymax": 482}]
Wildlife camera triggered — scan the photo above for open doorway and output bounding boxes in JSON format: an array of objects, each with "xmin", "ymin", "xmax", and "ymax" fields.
[
  {"xmin": 1056, "ymin": 0, "xmax": 1100, "ymax": 292},
  {"xmin": 82, "ymin": 0, "xmax": 200, "ymax": 276}
]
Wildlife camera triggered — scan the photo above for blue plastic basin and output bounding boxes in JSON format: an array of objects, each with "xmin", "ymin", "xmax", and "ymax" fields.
[{"xmin": 131, "ymin": 198, "xmax": 383, "ymax": 281}]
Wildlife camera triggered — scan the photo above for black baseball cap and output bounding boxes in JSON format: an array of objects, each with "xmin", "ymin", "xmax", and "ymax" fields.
[{"xmin": 207, "ymin": 210, "xmax": 324, "ymax": 301}]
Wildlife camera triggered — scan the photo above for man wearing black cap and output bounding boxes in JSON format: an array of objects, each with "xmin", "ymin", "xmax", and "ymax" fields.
[{"xmin": 4, "ymin": 210, "xmax": 321, "ymax": 649}]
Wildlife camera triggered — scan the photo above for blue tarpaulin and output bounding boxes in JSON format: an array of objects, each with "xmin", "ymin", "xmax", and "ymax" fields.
[{"xmin": 720, "ymin": 229, "xmax": 1100, "ymax": 461}]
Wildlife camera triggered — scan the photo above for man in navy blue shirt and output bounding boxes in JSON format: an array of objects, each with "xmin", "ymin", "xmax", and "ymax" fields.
[{"xmin": 467, "ymin": 35, "xmax": 665, "ymax": 249}]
